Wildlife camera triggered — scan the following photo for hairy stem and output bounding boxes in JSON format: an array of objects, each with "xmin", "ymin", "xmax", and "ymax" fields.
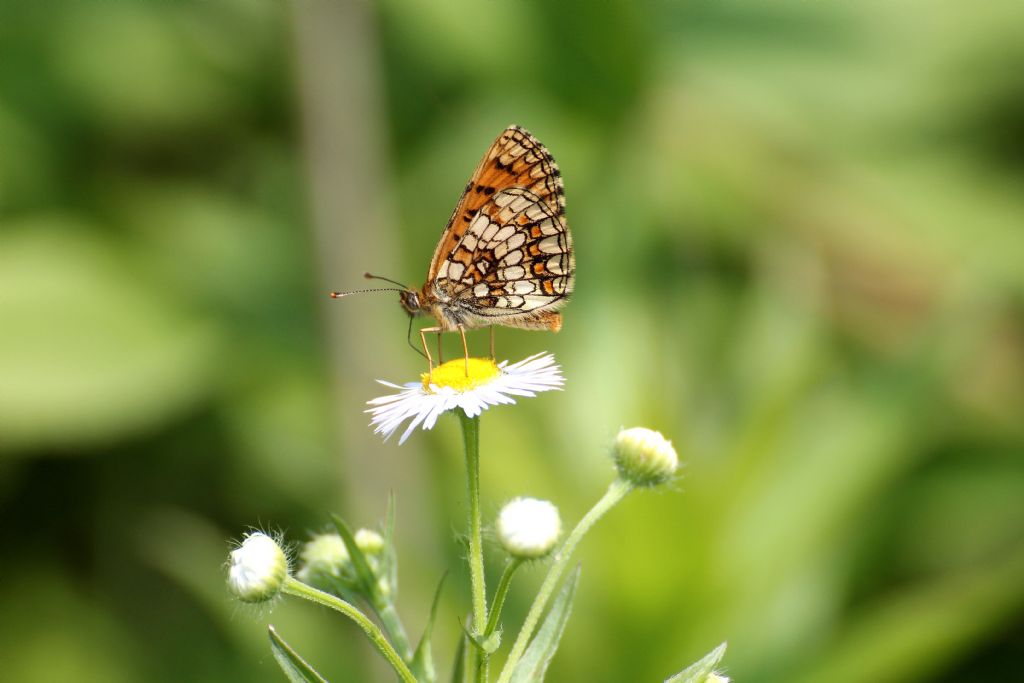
[
  {"xmin": 496, "ymin": 478, "xmax": 634, "ymax": 683},
  {"xmin": 373, "ymin": 599, "xmax": 412, "ymax": 662},
  {"xmin": 485, "ymin": 558, "xmax": 524, "ymax": 637},
  {"xmin": 458, "ymin": 411, "xmax": 488, "ymax": 682},
  {"xmin": 282, "ymin": 576, "xmax": 417, "ymax": 683}
]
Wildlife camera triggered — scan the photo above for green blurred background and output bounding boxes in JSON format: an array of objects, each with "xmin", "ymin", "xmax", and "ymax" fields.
[{"xmin": 2, "ymin": 0, "xmax": 1023, "ymax": 681}]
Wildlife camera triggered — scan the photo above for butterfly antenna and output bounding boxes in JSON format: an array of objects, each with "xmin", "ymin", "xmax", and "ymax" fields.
[
  {"xmin": 364, "ymin": 272, "xmax": 411, "ymax": 289},
  {"xmin": 329, "ymin": 287, "xmax": 404, "ymax": 298}
]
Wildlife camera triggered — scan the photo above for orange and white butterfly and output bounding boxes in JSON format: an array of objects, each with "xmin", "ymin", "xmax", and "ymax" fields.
[{"xmin": 340, "ymin": 125, "xmax": 574, "ymax": 370}]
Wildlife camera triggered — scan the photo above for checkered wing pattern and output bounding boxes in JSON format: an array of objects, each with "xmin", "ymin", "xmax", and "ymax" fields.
[{"xmin": 425, "ymin": 125, "xmax": 574, "ymax": 330}]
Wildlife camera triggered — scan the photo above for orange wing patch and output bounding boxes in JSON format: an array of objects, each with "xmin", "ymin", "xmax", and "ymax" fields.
[{"xmin": 427, "ymin": 125, "xmax": 565, "ymax": 281}]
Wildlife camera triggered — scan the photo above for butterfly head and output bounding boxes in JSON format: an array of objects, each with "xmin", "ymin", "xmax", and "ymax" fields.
[
  {"xmin": 332, "ymin": 272, "xmax": 429, "ymax": 318},
  {"xmin": 398, "ymin": 288, "xmax": 426, "ymax": 317}
]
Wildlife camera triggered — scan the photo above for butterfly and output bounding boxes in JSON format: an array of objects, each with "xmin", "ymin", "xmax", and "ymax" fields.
[{"xmin": 340, "ymin": 125, "xmax": 575, "ymax": 372}]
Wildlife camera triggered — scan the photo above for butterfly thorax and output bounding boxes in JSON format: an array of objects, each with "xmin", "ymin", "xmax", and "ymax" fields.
[{"xmin": 420, "ymin": 281, "xmax": 473, "ymax": 331}]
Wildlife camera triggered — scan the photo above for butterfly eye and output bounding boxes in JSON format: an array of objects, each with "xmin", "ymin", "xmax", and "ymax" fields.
[{"xmin": 400, "ymin": 291, "xmax": 420, "ymax": 313}]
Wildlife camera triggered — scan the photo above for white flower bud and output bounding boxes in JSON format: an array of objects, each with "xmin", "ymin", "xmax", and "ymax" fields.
[
  {"xmin": 706, "ymin": 674, "xmax": 730, "ymax": 683},
  {"xmin": 228, "ymin": 532, "xmax": 288, "ymax": 603},
  {"xmin": 354, "ymin": 528, "xmax": 385, "ymax": 555},
  {"xmin": 496, "ymin": 497, "xmax": 561, "ymax": 559},
  {"xmin": 612, "ymin": 427, "xmax": 679, "ymax": 486},
  {"xmin": 298, "ymin": 533, "xmax": 350, "ymax": 579}
]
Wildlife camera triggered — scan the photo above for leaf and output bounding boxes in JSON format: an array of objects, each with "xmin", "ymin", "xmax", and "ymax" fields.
[
  {"xmin": 664, "ymin": 642, "xmax": 728, "ymax": 683},
  {"xmin": 411, "ymin": 572, "xmax": 448, "ymax": 683},
  {"xmin": 331, "ymin": 514, "xmax": 379, "ymax": 598},
  {"xmin": 449, "ymin": 630, "xmax": 467, "ymax": 683},
  {"xmin": 464, "ymin": 625, "xmax": 501, "ymax": 655},
  {"xmin": 509, "ymin": 564, "xmax": 581, "ymax": 683},
  {"xmin": 268, "ymin": 625, "xmax": 331, "ymax": 683}
]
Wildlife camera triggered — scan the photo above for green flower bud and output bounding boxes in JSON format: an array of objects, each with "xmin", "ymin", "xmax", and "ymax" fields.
[
  {"xmin": 612, "ymin": 427, "xmax": 679, "ymax": 486},
  {"xmin": 354, "ymin": 528, "xmax": 385, "ymax": 555},
  {"xmin": 227, "ymin": 532, "xmax": 288, "ymax": 603},
  {"xmin": 496, "ymin": 497, "xmax": 561, "ymax": 559},
  {"xmin": 296, "ymin": 533, "xmax": 350, "ymax": 581}
]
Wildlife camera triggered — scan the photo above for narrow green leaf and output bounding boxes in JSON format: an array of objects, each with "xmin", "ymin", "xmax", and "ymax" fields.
[
  {"xmin": 411, "ymin": 572, "xmax": 448, "ymax": 683},
  {"xmin": 331, "ymin": 513, "xmax": 378, "ymax": 598},
  {"xmin": 463, "ymin": 625, "xmax": 502, "ymax": 655},
  {"xmin": 268, "ymin": 625, "xmax": 331, "ymax": 683},
  {"xmin": 509, "ymin": 564, "xmax": 581, "ymax": 683},
  {"xmin": 664, "ymin": 642, "xmax": 728, "ymax": 683},
  {"xmin": 449, "ymin": 630, "xmax": 467, "ymax": 683}
]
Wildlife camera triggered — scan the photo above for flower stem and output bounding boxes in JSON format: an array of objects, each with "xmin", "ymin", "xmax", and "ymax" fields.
[
  {"xmin": 458, "ymin": 411, "xmax": 488, "ymax": 682},
  {"xmin": 282, "ymin": 576, "xmax": 417, "ymax": 683},
  {"xmin": 485, "ymin": 558, "xmax": 523, "ymax": 637},
  {"xmin": 496, "ymin": 478, "xmax": 634, "ymax": 683},
  {"xmin": 373, "ymin": 599, "xmax": 413, "ymax": 662}
]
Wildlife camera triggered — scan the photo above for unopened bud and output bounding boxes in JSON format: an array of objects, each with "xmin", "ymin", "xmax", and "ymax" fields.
[
  {"xmin": 496, "ymin": 497, "xmax": 561, "ymax": 559},
  {"xmin": 227, "ymin": 532, "xmax": 288, "ymax": 603},
  {"xmin": 297, "ymin": 533, "xmax": 350, "ymax": 583},
  {"xmin": 612, "ymin": 427, "xmax": 679, "ymax": 486},
  {"xmin": 354, "ymin": 528, "xmax": 385, "ymax": 555}
]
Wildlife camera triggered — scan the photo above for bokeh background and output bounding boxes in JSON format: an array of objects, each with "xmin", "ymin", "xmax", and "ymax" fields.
[{"xmin": 2, "ymin": 0, "xmax": 1023, "ymax": 681}]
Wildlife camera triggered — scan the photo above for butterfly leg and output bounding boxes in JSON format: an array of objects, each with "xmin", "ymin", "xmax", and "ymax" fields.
[
  {"xmin": 459, "ymin": 325, "xmax": 470, "ymax": 376},
  {"xmin": 489, "ymin": 326, "xmax": 495, "ymax": 360},
  {"xmin": 437, "ymin": 330, "xmax": 444, "ymax": 365},
  {"xmin": 419, "ymin": 325, "xmax": 443, "ymax": 378}
]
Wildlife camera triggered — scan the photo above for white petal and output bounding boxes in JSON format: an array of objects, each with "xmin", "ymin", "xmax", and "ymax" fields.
[{"xmin": 365, "ymin": 353, "xmax": 564, "ymax": 444}]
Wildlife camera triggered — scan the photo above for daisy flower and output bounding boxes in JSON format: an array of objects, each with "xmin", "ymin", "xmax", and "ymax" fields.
[{"xmin": 367, "ymin": 353, "xmax": 564, "ymax": 444}]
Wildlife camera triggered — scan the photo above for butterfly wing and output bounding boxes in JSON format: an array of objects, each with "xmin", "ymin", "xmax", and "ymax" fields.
[
  {"xmin": 426, "ymin": 125, "xmax": 566, "ymax": 282},
  {"xmin": 432, "ymin": 187, "xmax": 574, "ymax": 328}
]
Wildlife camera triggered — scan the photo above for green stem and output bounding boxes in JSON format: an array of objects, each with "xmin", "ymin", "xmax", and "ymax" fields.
[
  {"xmin": 484, "ymin": 558, "xmax": 524, "ymax": 637},
  {"xmin": 282, "ymin": 576, "xmax": 417, "ymax": 683},
  {"xmin": 496, "ymin": 478, "xmax": 634, "ymax": 683},
  {"xmin": 458, "ymin": 411, "xmax": 488, "ymax": 683},
  {"xmin": 374, "ymin": 599, "xmax": 413, "ymax": 662}
]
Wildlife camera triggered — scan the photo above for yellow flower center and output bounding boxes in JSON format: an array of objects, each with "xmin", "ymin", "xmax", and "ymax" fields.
[{"xmin": 422, "ymin": 357, "xmax": 501, "ymax": 392}]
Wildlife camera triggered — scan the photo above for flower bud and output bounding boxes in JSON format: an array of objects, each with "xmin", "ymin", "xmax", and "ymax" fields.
[
  {"xmin": 297, "ymin": 533, "xmax": 350, "ymax": 581},
  {"xmin": 707, "ymin": 674, "xmax": 730, "ymax": 683},
  {"xmin": 496, "ymin": 497, "xmax": 561, "ymax": 559},
  {"xmin": 354, "ymin": 528, "xmax": 385, "ymax": 555},
  {"xmin": 228, "ymin": 532, "xmax": 288, "ymax": 603},
  {"xmin": 612, "ymin": 427, "xmax": 678, "ymax": 486}
]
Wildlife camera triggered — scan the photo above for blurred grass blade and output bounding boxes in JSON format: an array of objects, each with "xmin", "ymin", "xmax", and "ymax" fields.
[
  {"xmin": 509, "ymin": 564, "xmax": 581, "ymax": 683},
  {"xmin": 331, "ymin": 513, "xmax": 378, "ymax": 597},
  {"xmin": 664, "ymin": 642, "xmax": 727, "ymax": 683},
  {"xmin": 449, "ymin": 629, "xmax": 467, "ymax": 683},
  {"xmin": 411, "ymin": 572, "xmax": 448, "ymax": 683},
  {"xmin": 269, "ymin": 625, "xmax": 331, "ymax": 683}
]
